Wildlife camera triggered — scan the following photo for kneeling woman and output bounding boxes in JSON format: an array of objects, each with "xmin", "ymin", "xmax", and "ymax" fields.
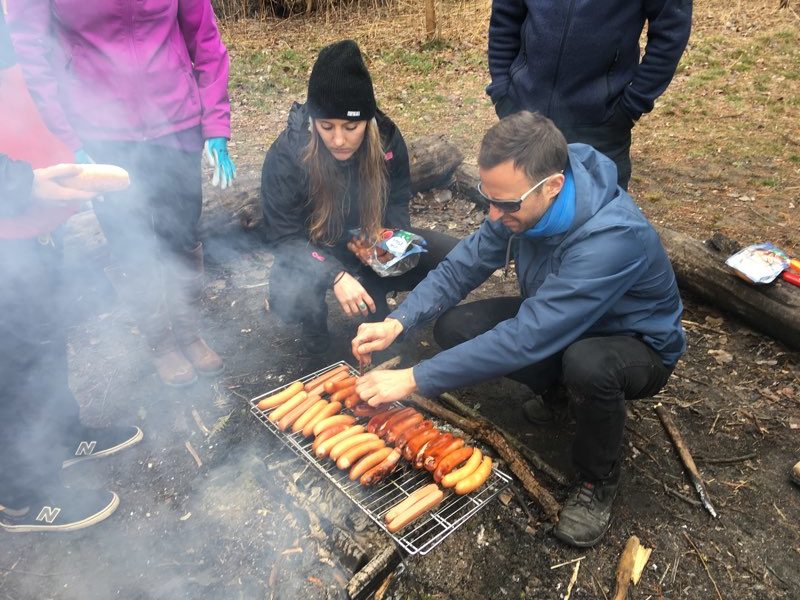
[{"xmin": 261, "ymin": 40, "xmax": 455, "ymax": 352}]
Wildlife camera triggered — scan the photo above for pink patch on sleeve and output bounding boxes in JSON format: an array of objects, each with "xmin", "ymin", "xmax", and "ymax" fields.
[
  {"xmin": 311, "ymin": 251, "xmax": 326, "ymax": 262},
  {"xmin": 384, "ymin": 151, "xmax": 394, "ymax": 160}
]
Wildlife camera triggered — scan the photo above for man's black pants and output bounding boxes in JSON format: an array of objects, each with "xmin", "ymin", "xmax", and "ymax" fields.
[
  {"xmin": 0, "ymin": 236, "xmax": 81, "ymax": 507},
  {"xmin": 433, "ymin": 297, "xmax": 673, "ymax": 483}
]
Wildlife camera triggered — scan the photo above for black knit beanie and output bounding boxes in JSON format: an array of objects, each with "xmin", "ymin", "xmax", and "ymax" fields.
[{"xmin": 307, "ymin": 40, "xmax": 376, "ymax": 121}]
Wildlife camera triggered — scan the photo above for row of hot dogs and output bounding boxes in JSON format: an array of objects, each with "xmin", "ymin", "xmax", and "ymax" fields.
[{"xmin": 255, "ymin": 364, "xmax": 494, "ymax": 533}]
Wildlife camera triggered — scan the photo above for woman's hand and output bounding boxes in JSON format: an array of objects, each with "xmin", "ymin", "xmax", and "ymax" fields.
[
  {"xmin": 355, "ymin": 368, "xmax": 417, "ymax": 407},
  {"xmin": 351, "ymin": 318, "xmax": 404, "ymax": 366},
  {"xmin": 32, "ymin": 164, "xmax": 97, "ymax": 204},
  {"xmin": 332, "ymin": 271, "xmax": 376, "ymax": 317}
]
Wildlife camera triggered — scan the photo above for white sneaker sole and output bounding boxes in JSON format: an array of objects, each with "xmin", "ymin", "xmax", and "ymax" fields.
[
  {"xmin": 62, "ymin": 427, "xmax": 144, "ymax": 468},
  {"xmin": 0, "ymin": 492, "xmax": 119, "ymax": 533}
]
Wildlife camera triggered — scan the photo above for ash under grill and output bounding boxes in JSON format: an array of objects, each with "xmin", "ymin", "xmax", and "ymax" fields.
[{"xmin": 250, "ymin": 361, "xmax": 511, "ymax": 556}]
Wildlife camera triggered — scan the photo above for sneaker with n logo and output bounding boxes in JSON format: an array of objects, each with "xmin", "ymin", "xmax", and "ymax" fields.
[
  {"xmin": 0, "ymin": 487, "xmax": 119, "ymax": 533},
  {"xmin": 63, "ymin": 425, "xmax": 143, "ymax": 468}
]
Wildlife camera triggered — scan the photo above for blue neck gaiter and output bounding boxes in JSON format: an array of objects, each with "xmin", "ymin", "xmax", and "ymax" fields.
[{"xmin": 522, "ymin": 167, "xmax": 575, "ymax": 238}]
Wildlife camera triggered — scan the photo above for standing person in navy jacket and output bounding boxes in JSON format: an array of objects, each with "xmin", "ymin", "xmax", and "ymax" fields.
[
  {"xmin": 352, "ymin": 112, "xmax": 686, "ymax": 547},
  {"xmin": 486, "ymin": 0, "xmax": 692, "ymax": 190}
]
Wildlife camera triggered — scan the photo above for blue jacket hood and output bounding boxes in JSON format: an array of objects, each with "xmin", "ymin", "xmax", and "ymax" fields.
[{"xmin": 391, "ymin": 144, "xmax": 686, "ymax": 397}]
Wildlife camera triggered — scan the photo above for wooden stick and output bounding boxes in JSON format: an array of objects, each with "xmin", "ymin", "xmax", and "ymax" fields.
[
  {"xmin": 683, "ymin": 532, "xmax": 724, "ymax": 600},
  {"xmin": 612, "ymin": 536, "xmax": 640, "ymax": 600},
  {"xmin": 410, "ymin": 392, "xmax": 561, "ymax": 521},
  {"xmin": 439, "ymin": 392, "xmax": 569, "ymax": 486},
  {"xmin": 655, "ymin": 405, "xmax": 719, "ymax": 518}
]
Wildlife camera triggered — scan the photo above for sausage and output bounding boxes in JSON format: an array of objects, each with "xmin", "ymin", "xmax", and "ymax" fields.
[
  {"xmin": 59, "ymin": 164, "xmax": 131, "ymax": 193},
  {"xmin": 413, "ymin": 432, "xmax": 450, "ymax": 469},
  {"xmin": 256, "ymin": 381, "xmax": 304, "ymax": 411},
  {"xmin": 303, "ymin": 365, "xmax": 348, "ymax": 392},
  {"xmin": 395, "ymin": 420, "xmax": 435, "ymax": 450},
  {"xmin": 403, "ymin": 428, "xmax": 440, "ymax": 461},
  {"xmin": 290, "ymin": 399, "xmax": 328, "ymax": 434},
  {"xmin": 441, "ymin": 448, "xmax": 483, "ymax": 488},
  {"xmin": 418, "ymin": 433, "xmax": 454, "ymax": 464},
  {"xmin": 308, "ymin": 370, "xmax": 350, "ymax": 397},
  {"xmin": 352, "ymin": 403, "xmax": 387, "ymax": 418},
  {"xmin": 343, "ymin": 393, "xmax": 362, "ymax": 409},
  {"xmin": 329, "ymin": 385, "xmax": 357, "ymax": 404},
  {"xmin": 384, "ymin": 413, "xmax": 424, "ymax": 445},
  {"xmin": 277, "ymin": 394, "xmax": 320, "ymax": 431},
  {"xmin": 454, "ymin": 456, "xmax": 493, "ymax": 495},
  {"xmin": 433, "ymin": 447, "xmax": 474, "ymax": 483},
  {"xmin": 329, "ymin": 432, "xmax": 379, "ymax": 462},
  {"xmin": 311, "ymin": 423, "xmax": 348, "ymax": 453},
  {"xmin": 302, "ymin": 401, "xmax": 343, "ymax": 437},
  {"xmin": 314, "ymin": 425, "xmax": 365, "ymax": 458},
  {"xmin": 349, "ymin": 447, "xmax": 393, "ymax": 481},
  {"xmin": 376, "ymin": 408, "xmax": 418, "ymax": 439},
  {"xmin": 312, "ymin": 414, "xmax": 356, "ymax": 437},
  {"xmin": 324, "ymin": 376, "xmax": 357, "ymax": 394},
  {"xmin": 386, "ymin": 488, "xmax": 445, "ymax": 533},
  {"xmin": 336, "ymin": 439, "xmax": 386, "ymax": 470},
  {"xmin": 426, "ymin": 437, "xmax": 466, "ymax": 472},
  {"xmin": 384, "ymin": 484, "xmax": 440, "ymax": 523},
  {"xmin": 367, "ymin": 407, "xmax": 405, "ymax": 433},
  {"xmin": 360, "ymin": 448, "xmax": 402, "ymax": 486},
  {"xmin": 268, "ymin": 391, "xmax": 308, "ymax": 422}
]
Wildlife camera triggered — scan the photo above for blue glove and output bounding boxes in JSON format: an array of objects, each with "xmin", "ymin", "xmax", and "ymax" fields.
[
  {"xmin": 203, "ymin": 137, "xmax": 237, "ymax": 190},
  {"xmin": 74, "ymin": 148, "xmax": 95, "ymax": 164}
]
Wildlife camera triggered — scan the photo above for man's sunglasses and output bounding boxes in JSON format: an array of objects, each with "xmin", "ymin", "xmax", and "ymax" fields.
[{"xmin": 477, "ymin": 172, "xmax": 562, "ymax": 214}]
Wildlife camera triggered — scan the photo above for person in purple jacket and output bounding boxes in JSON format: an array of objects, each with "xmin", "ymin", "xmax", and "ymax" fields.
[{"xmin": 8, "ymin": 0, "xmax": 235, "ymax": 387}]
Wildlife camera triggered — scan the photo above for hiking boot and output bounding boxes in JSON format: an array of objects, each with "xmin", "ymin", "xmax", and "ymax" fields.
[
  {"xmin": 553, "ymin": 479, "xmax": 618, "ymax": 548},
  {"xmin": 791, "ymin": 461, "xmax": 800, "ymax": 487},
  {"xmin": 523, "ymin": 395, "xmax": 556, "ymax": 424},
  {"xmin": 301, "ymin": 319, "xmax": 331, "ymax": 355},
  {"xmin": 0, "ymin": 487, "xmax": 119, "ymax": 533},
  {"xmin": 167, "ymin": 243, "xmax": 224, "ymax": 376},
  {"xmin": 63, "ymin": 425, "xmax": 143, "ymax": 468}
]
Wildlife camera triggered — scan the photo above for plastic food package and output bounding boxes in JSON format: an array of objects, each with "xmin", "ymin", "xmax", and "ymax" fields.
[
  {"xmin": 349, "ymin": 228, "xmax": 427, "ymax": 277},
  {"xmin": 725, "ymin": 243, "xmax": 789, "ymax": 284}
]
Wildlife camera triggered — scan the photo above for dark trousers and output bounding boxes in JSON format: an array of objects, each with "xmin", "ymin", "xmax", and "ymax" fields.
[
  {"xmin": 0, "ymin": 236, "xmax": 81, "ymax": 506},
  {"xmin": 433, "ymin": 297, "xmax": 673, "ymax": 482},
  {"xmin": 83, "ymin": 140, "xmax": 203, "ymax": 270},
  {"xmin": 269, "ymin": 228, "xmax": 459, "ymax": 327},
  {"xmin": 495, "ymin": 100, "xmax": 633, "ymax": 190}
]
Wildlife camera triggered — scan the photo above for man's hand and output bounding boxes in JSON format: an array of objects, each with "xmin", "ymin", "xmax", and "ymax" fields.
[
  {"xmin": 32, "ymin": 164, "xmax": 97, "ymax": 204},
  {"xmin": 333, "ymin": 271, "xmax": 376, "ymax": 317},
  {"xmin": 351, "ymin": 318, "xmax": 404, "ymax": 366},
  {"xmin": 355, "ymin": 367, "xmax": 417, "ymax": 406}
]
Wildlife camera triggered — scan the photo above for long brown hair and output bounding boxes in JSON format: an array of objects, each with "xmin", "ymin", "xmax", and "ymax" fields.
[{"xmin": 303, "ymin": 118, "xmax": 387, "ymax": 246}]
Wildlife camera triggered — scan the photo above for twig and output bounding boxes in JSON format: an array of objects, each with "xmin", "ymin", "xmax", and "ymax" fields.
[
  {"xmin": 439, "ymin": 391, "xmax": 569, "ymax": 485},
  {"xmin": 656, "ymin": 405, "xmax": 718, "ymax": 518},
  {"xmin": 551, "ymin": 556, "xmax": 586, "ymax": 570},
  {"xmin": 695, "ymin": 453, "xmax": 757, "ymax": 465},
  {"xmin": 683, "ymin": 532, "xmax": 724, "ymax": 600},
  {"xmin": 630, "ymin": 462, "xmax": 702, "ymax": 508},
  {"xmin": 511, "ymin": 484, "xmax": 538, "ymax": 529},
  {"xmin": 185, "ymin": 441, "xmax": 203, "ymax": 467},
  {"xmin": 708, "ymin": 411, "xmax": 721, "ymax": 435},
  {"xmin": 191, "ymin": 408, "xmax": 210, "ymax": 436},
  {"xmin": 591, "ymin": 572, "xmax": 610, "ymax": 600},
  {"xmin": 564, "ymin": 559, "xmax": 581, "ymax": 600}
]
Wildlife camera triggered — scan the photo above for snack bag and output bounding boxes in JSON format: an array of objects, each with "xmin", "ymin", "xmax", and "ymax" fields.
[
  {"xmin": 348, "ymin": 228, "xmax": 427, "ymax": 277},
  {"xmin": 725, "ymin": 243, "xmax": 789, "ymax": 284}
]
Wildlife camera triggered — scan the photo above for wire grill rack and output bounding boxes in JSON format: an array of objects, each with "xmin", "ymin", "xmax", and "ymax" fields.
[{"xmin": 249, "ymin": 361, "xmax": 512, "ymax": 556}]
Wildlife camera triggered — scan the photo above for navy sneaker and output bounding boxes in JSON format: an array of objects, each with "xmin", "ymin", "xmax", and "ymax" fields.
[
  {"xmin": 0, "ymin": 487, "xmax": 119, "ymax": 533},
  {"xmin": 63, "ymin": 425, "xmax": 143, "ymax": 468}
]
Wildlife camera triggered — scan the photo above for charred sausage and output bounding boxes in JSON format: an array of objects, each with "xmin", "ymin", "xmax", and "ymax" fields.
[{"xmin": 256, "ymin": 381, "xmax": 304, "ymax": 411}]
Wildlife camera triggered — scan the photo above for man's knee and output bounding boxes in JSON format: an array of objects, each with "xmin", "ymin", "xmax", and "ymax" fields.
[
  {"xmin": 562, "ymin": 340, "xmax": 621, "ymax": 399},
  {"xmin": 432, "ymin": 307, "xmax": 467, "ymax": 350}
]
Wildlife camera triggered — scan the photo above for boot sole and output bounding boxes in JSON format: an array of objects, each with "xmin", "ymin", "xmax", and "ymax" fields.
[
  {"xmin": 0, "ymin": 493, "xmax": 119, "ymax": 533},
  {"xmin": 63, "ymin": 427, "xmax": 144, "ymax": 468},
  {"xmin": 552, "ymin": 519, "xmax": 611, "ymax": 548},
  {"xmin": 195, "ymin": 363, "xmax": 225, "ymax": 377},
  {"xmin": 162, "ymin": 374, "xmax": 199, "ymax": 388}
]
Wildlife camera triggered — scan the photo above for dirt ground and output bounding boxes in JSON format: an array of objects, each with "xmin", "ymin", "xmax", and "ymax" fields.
[{"xmin": 1, "ymin": 1, "xmax": 799, "ymax": 599}]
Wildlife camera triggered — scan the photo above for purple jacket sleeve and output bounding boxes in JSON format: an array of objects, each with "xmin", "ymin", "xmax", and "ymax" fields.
[
  {"xmin": 6, "ymin": 0, "xmax": 82, "ymax": 151},
  {"xmin": 177, "ymin": 0, "xmax": 231, "ymax": 140}
]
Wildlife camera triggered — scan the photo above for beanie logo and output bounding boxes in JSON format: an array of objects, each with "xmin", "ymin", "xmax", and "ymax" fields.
[{"xmin": 347, "ymin": 111, "xmax": 361, "ymax": 117}]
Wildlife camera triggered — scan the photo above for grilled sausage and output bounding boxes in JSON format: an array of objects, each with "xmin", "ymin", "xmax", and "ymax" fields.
[
  {"xmin": 311, "ymin": 423, "xmax": 348, "ymax": 452},
  {"xmin": 308, "ymin": 370, "xmax": 349, "ymax": 397},
  {"xmin": 395, "ymin": 420, "xmax": 435, "ymax": 450},
  {"xmin": 303, "ymin": 365, "xmax": 348, "ymax": 392},
  {"xmin": 315, "ymin": 425, "xmax": 365, "ymax": 458},
  {"xmin": 268, "ymin": 391, "xmax": 308, "ymax": 422},
  {"xmin": 291, "ymin": 399, "xmax": 328, "ymax": 434},
  {"xmin": 360, "ymin": 448, "xmax": 401, "ymax": 486},
  {"xmin": 384, "ymin": 413, "xmax": 424, "ymax": 445},
  {"xmin": 441, "ymin": 448, "xmax": 483, "ymax": 488},
  {"xmin": 403, "ymin": 428, "xmax": 440, "ymax": 461},
  {"xmin": 426, "ymin": 437, "xmax": 466, "ymax": 472},
  {"xmin": 256, "ymin": 381, "xmax": 304, "ymax": 411},
  {"xmin": 367, "ymin": 407, "xmax": 405, "ymax": 433},
  {"xmin": 433, "ymin": 447, "xmax": 474, "ymax": 483},
  {"xmin": 418, "ymin": 433, "xmax": 454, "ymax": 465},
  {"xmin": 349, "ymin": 447, "xmax": 393, "ymax": 481},
  {"xmin": 336, "ymin": 439, "xmax": 386, "ymax": 470},
  {"xmin": 386, "ymin": 488, "xmax": 445, "ymax": 533},
  {"xmin": 352, "ymin": 403, "xmax": 387, "ymax": 418},
  {"xmin": 329, "ymin": 432, "xmax": 379, "ymax": 462},
  {"xmin": 329, "ymin": 385, "xmax": 357, "ymax": 404},
  {"xmin": 343, "ymin": 393, "xmax": 361, "ymax": 409},
  {"xmin": 302, "ymin": 401, "xmax": 343, "ymax": 437},
  {"xmin": 384, "ymin": 484, "xmax": 440, "ymax": 523},
  {"xmin": 277, "ymin": 394, "xmax": 320, "ymax": 431},
  {"xmin": 454, "ymin": 456, "xmax": 493, "ymax": 495},
  {"xmin": 376, "ymin": 407, "xmax": 417, "ymax": 438},
  {"xmin": 324, "ymin": 376, "xmax": 357, "ymax": 394},
  {"xmin": 312, "ymin": 414, "xmax": 356, "ymax": 437}
]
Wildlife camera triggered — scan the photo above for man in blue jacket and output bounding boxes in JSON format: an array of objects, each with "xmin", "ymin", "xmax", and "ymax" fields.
[
  {"xmin": 486, "ymin": 0, "xmax": 692, "ymax": 190},
  {"xmin": 352, "ymin": 112, "xmax": 686, "ymax": 547}
]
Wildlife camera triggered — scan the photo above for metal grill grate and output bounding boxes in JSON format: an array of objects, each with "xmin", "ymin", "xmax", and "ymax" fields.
[{"xmin": 249, "ymin": 361, "xmax": 512, "ymax": 556}]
